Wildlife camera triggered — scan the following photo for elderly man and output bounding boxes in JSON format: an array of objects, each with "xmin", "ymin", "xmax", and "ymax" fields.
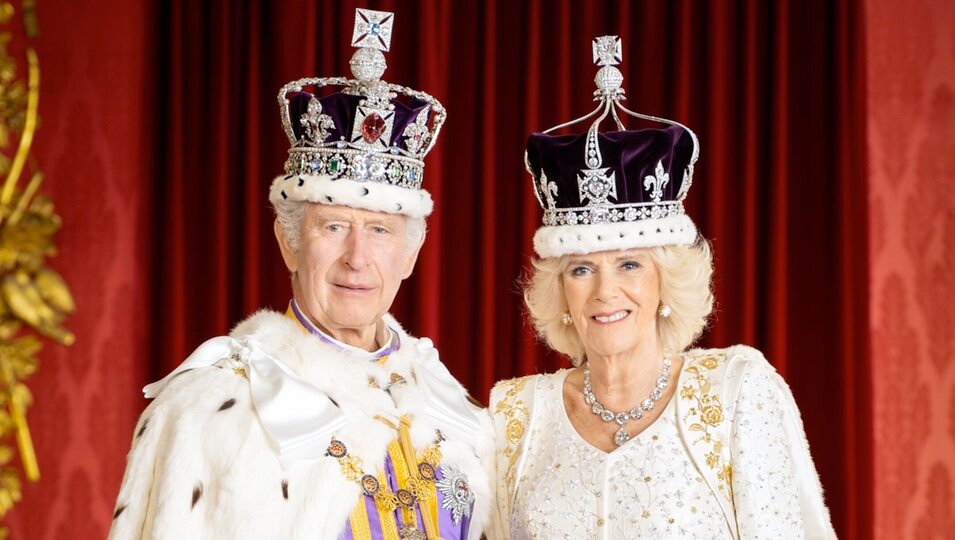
[{"xmin": 109, "ymin": 9, "xmax": 492, "ymax": 540}]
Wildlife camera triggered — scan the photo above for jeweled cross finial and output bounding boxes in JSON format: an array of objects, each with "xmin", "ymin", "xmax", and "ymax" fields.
[
  {"xmin": 592, "ymin": 36, "xmax": 622, "ymax": 67},
  {"xmin": 349, "ymin": 9, "xmax": 393, "ymax": 82},
  {"xmin": 352, "ymin": 8, "xmax": 394, "ymax": 52}
]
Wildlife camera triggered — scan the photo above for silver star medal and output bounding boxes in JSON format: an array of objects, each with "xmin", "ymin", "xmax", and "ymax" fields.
[{"xmin": 435, "ymin": 466, "xmax": 475, "ymax": 523}]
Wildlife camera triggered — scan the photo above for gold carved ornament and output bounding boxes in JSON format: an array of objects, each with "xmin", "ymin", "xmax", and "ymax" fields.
[{"xmin": 0, "ymin": 1, "xmax": 75, "ymax": 536}]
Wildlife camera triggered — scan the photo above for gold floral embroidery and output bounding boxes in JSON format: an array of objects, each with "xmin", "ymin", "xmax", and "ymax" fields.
[
  {"xmin": 494, "ymin": 377, "xmax": 531, "ymax": 454},
  {"xmin": 681, "ymin": 353, "xmax": 734, "ymax": 500},
  {"xmin": 493, "ymin": 376, "xmax": 532, "ymax": 488}
]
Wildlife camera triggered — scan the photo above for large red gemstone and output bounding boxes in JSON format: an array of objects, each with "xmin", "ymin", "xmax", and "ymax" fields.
[{"xmin": 361, "ymin": 113, "xmax": 386, "ymax": 143}]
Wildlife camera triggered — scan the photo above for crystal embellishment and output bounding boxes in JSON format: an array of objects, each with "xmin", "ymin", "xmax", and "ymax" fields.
[{"xmin": 582, "ymin": 357, "xmax": 673, "ymax": 446}]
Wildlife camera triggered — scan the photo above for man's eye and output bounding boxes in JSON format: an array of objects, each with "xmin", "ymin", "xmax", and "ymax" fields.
[
  {"xmin": 372, "ymin": 226, "xmax": 388, "ymax": 234},
  {"xmin": 327, "ymin": 224, "xmax": 342, "ymax": 232}
]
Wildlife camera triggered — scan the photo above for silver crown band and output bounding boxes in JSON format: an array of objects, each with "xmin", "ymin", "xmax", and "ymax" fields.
[
  {"xmin": 284, "ymin": 147, "xmax": 424, "ymax": 190},
  {"xmin": 543, "ymin": 201, "xmax": 685, "ymax": 227}
]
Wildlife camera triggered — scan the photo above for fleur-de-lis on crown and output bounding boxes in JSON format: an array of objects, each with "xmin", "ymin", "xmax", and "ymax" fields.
[
  {"xmin": 300, "ymin": 96, "xmax": 335, "ymax": 144},
  {"xmin": 643, "ymin": 160, "xmax": 670, "ymax": 202}
]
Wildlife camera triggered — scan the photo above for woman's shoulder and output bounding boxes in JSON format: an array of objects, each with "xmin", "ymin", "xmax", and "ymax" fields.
[
  {"xmin": 490, "ymin": 369, "xmax": 570, "ymax": 404},
  {"xmin": 682, "ymin": 345, "xmax": 775, "ymax": 375},
  {"xmin": 681, "ymin": 345, "xmax": 792, "ymax": 409}
]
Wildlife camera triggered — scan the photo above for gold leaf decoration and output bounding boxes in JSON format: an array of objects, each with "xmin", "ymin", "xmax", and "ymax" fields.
[{"xmin": 0, "ymin": 1, "xmax": 73, "ymax": 535}]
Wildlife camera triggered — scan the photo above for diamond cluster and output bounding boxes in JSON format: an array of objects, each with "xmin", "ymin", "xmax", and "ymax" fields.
[
  {"xmin": 542, "ymin": 201, "xmax": 684, "ymax": 227},
  {"xmin": 285, "ymin": 148, "xmax": 423, "ymax": 189}
]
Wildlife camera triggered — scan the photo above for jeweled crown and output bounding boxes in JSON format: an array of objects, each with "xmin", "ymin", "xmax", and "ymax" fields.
[
  {"xmin": 271, "ymin": 9, "xmax": 445, "ymax": 217},
  {"xmin": 525, "ymin": 36, "xmax": 702, "ymax": 258}
]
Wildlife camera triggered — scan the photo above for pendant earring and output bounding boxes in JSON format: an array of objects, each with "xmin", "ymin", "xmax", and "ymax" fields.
[
  {"xmin": 659, "ymin": 304, "xmax": 672, "ymax": 318},
  {"xmin": 561, "ymin": 312, "xmax": 573, "ymax": 326}
]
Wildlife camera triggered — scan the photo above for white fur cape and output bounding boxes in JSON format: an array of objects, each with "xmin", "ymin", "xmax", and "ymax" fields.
[{"xmin": 109, "ymin": 310, "xmax": 494, "ymax": 540}]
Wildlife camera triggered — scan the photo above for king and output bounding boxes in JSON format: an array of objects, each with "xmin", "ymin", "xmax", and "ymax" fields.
[{"xmin": 108, "ymin": 9, "xmax": 493, "ymax": 540}]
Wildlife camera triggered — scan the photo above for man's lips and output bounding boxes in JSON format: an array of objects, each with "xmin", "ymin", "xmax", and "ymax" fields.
[{"xmin": 331, "ymin": 282, "xmax": 376, "ymax": 292}]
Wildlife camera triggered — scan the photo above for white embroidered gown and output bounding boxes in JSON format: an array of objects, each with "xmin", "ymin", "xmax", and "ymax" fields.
[
  {"xmin": 512, "ymin": 369, "xmax": 730, "ymax": 539},
  {"xmin": 491, "ymin": 347, "xmax": 837, "ymax": 540}
]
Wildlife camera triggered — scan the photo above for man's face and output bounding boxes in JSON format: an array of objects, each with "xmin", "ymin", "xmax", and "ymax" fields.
[{"xmin": 276, "ymin": 203, "xmax": 422, "ymax": 336}]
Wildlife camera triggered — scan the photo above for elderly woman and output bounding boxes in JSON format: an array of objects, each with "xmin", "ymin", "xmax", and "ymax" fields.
[
  {"xmin": 489, "ymin": 37, "xmax": 835, "ymax": 539},
  {"xmin": 109, "ymin": 10, "xmax": 492, "ymax": 540}
]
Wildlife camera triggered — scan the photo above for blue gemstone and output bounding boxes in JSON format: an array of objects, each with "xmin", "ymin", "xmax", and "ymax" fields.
[{"xmin": 369, "ymin": 22, "xmax": 380, "ymax": 35}]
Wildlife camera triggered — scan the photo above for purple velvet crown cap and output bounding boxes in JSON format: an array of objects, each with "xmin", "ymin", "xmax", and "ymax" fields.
[
  {"xmin": 287, "ymin": 91, "xmax": 431, "ymax": 150},
  {"xmin": 526, "ymin": 124, "xmax": 695, "ymax": 209}
]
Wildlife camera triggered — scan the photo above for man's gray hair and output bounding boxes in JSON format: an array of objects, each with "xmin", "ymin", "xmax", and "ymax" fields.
[{"xmin": 272, "ymin": 199, "xmax": 426, "ymax": 251}]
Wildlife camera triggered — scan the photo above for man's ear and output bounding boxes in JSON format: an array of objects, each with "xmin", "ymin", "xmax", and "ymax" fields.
[
  {"xmin": 274, "ymin": 219, "xmax": 298, "ymax": 273},
  {"xmin": 401, "ymin": 230, "xmax": 426, "ymax": 280}
]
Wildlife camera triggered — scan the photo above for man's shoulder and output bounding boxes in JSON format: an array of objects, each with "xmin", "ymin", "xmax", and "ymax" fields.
[{"xmin": 149, "ymin": 359, "xmax": 252, "ymax": 415}]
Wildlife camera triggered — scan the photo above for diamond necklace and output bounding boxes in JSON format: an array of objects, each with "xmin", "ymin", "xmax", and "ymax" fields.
[{"xmin": 582, "ymin": 357, "xmax": 672, "ymax": 446}]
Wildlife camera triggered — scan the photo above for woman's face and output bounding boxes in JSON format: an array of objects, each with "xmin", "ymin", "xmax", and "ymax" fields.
[{"xmin": 562, "ymin": 248, "xmax": 661, "ymax": 360}]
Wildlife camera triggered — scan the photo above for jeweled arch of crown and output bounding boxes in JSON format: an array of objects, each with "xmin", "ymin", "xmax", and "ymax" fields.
[
  {"xmin": 527, "ymin": 35, "xmax": 701, "ymax": 228},
  {"xmin": 277, "ymin": 8, "xmax": 446, "ymax": 191}
]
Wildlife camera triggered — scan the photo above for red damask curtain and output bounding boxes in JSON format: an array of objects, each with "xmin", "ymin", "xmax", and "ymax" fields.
[{"xmin": 7, "ymin": 0, "xmax": 871, "ymax": 538}]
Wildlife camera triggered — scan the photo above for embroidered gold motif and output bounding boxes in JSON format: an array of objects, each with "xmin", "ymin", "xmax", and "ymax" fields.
[
  {"xmin": 493, "ymin": 376, "xmax": 532, "ymax": 491},
  {"xmin": 233, "ymin": 367, "xmax": 247, "ymax": 378},
  {"xmin": 680, "ymin": 353, "xmax": 734, "ymax": 499},
  {"xmin": 494, "ymin": 377, "xmax": 530, "ymax": 452}
]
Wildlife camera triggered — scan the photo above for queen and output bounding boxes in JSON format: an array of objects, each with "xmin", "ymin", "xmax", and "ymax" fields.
[{"xmin": 489, "ymin": 36, "xmax": 836, "ymax": 539}]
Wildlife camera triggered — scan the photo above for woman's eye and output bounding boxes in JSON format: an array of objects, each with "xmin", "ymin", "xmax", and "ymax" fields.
[
  {"xmin": 621, "ymin": 261, "xmax": 641, "ymax": 270},
  {"xmin": 570, "ymin": 266, "xmax": 591, "ymax": 276}
]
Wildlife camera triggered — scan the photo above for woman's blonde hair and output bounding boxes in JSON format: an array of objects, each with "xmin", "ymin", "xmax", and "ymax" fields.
[{"xmin": 523, "ymin": 239, "xmax": 715, "ymax": 365}]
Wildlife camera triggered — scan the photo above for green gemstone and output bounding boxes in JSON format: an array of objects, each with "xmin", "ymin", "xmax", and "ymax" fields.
[
  {"xmin": 388, "ymin": 163, "xmax": 403, "ymax": 180},
  {"xmin": 329, "ymin": 156, "xmax": 342, "ymax": 173}
]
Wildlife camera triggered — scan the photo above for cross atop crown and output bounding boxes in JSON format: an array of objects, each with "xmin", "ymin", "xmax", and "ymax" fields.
[
  {"xmin": 352, "ymin": 8, "xmax": 394, "ymax": 52},
  {"xmin": 592, "ymin": 35, "xmax": 622, "ymax": 67}
]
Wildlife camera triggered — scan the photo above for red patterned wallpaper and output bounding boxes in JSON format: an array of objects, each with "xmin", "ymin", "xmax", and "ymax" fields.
[
  {"xmin": 868, "ymin": 0, "xmax": 955, "ymax": 538},
  {"xmin": 0, "ymin": 1, "xmax": 952, "ymax": 538},
  {"xmin": 2, "ymin": 1, "xmax": 156, "ymax": 537}
]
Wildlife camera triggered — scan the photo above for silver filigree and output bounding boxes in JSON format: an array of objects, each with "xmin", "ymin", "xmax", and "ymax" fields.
[
  {"xmin": 402, "ymin": 107, "xmax": 431, "ymax": 154},
  {"xmin": 300, "ymin": 96, "xmax": 334, "ymax": 144},
  {"xmin": 643, "ymin": 160, "xmax": 670, "ymax": 202},
  {"xmin": 436, "ymin": 466, "xmax": 475, "ymax": 523},
  {"xmin": 539, "ymin": 169, "xmax": 558, "ymax": 209},
  {"xmin": 577, "ymin": 167, "xmax": 616, "ymax": 206}
]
